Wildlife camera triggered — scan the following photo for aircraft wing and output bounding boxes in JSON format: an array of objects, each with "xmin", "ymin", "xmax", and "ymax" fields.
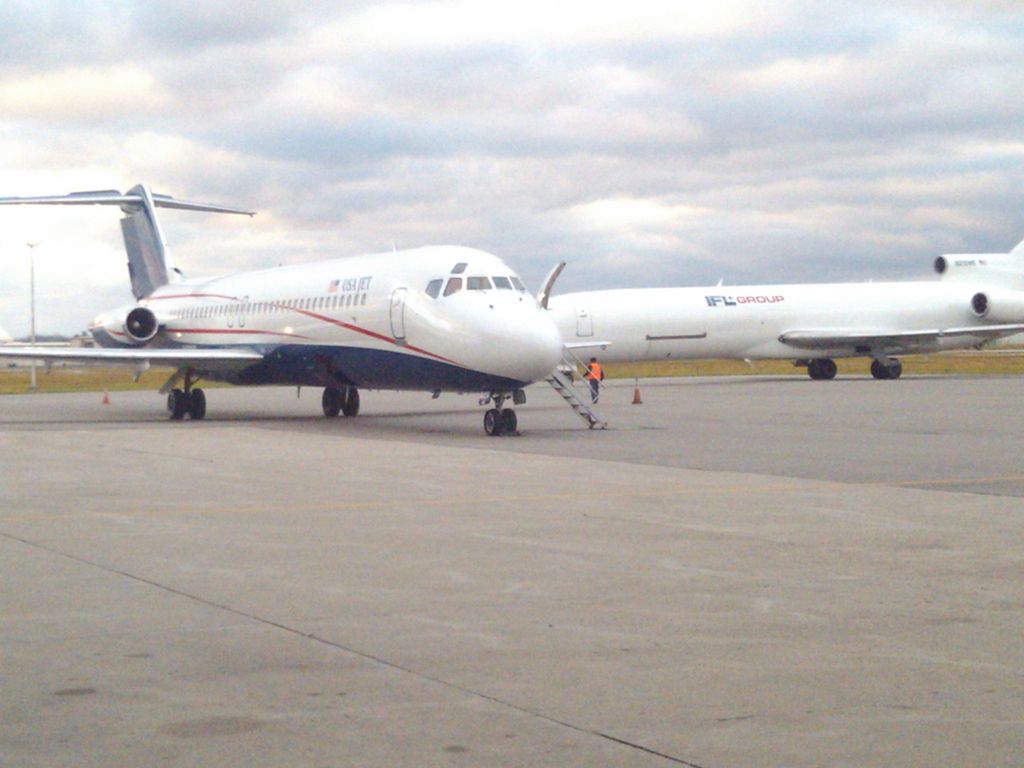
[
  {"xmin": 0, "ymin": 346, "xmax": 264, "ymax": 368},
  {"xmin": 779, "ymin": 324, "xmax": 1024, "ymax": 351}
]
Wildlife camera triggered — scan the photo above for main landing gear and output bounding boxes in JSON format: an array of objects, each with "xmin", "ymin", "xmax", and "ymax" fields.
[
  {"xmin": 483, "ymin": 389, "xmax": 526, "ymax": 436},
  {"xmin": 322, "ymin": 386, "xmax": 360, "ymax": 418},
  {"xmin": 803, "ymin": 357, "xmax": 903, "ymax": 380},
  {"xmin": 806, "ymin": 358, "xmax": 838, "ymax": 380},
  {"xmin": 870, "ymin": 358, "xmax": 903, "ymax": 380},
  {"xmin": 167, "ymin": 370, "xmax": 206, "ymax": 420}
]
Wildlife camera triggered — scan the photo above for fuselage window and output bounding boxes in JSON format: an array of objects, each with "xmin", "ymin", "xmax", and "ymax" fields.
[
  {"xmin": 444, "ymin": 277, "xmax": 463, "ymax": 296},
  {"xmin": 510, "ymin": 276, "xmax": 526, "ymax": 292},
  {"xmin": 425, "ymin": 278, "xmax": 443, "ymax": 298},
  {"xmin": 493, "ymin": 276, "xmax": 513, "ymax": 290},
  {"xmin": 361, "ymin": 293, "xmax": 367, "ymax": 306},
  {"xmin": 467, "ymin": 276, "xmax": 492, "ymax": 290},
  {"xmin": 450, "ymin": 262, "xmax": 468, "ymax": 274}
]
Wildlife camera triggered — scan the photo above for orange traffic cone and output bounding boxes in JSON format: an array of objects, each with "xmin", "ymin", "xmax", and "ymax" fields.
[
  {"xmin": 632, "ymin": 378, "xmax": 642, "ymax": 405},
  {"xmin": 102, "ymin": 390, "xmax": 110, "ymax": 405}
]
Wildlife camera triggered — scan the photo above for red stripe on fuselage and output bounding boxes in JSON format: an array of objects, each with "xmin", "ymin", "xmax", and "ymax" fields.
[
  {"xmin": 147, "ymin": 297, "xmax": 461, "ymax": 366},
  {"xmin": 289, "ymin": 308, "xmax": 461, "ymax": 366}
]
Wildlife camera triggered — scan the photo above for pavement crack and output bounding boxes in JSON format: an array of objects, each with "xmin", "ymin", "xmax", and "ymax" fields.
[{"xmin": 1, "ymin": 530, "xmax": 706, "ymax": 768}]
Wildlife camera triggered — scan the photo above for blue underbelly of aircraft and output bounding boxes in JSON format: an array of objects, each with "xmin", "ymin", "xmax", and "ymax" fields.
[{"xmin": 214, "ymin": 344, "xmax": 527, "ymax": 392}]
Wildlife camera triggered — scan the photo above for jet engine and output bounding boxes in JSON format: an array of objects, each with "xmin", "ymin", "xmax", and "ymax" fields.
[
  {"xmin": 123, "ymin": 306, "xmax": 160, "ymax": 343},
  {"xmin": 935, "ymin": 253, "xmax": 1024, "ymax": 289},
  {"xmin": 969, "ymin": 290, "xmax": 1024, "ymax": 323}
]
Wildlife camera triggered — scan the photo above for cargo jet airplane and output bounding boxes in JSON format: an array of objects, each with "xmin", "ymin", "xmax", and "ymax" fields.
[
  {"xmin": 544, "ymin": 240, "xmax": 1024, "ymax": 379},
  {"xmin": 0, "ymin": 185, "xmax": 563, "ymax": 435}
]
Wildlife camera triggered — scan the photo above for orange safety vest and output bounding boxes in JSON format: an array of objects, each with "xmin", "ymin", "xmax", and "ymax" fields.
[{"xmin": 585, "ymin": 362, "xmax": 603, "ymax": 381}]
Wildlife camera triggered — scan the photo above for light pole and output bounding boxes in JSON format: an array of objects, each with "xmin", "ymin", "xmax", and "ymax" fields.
[{"xmin": 27, "ymin": 241, "xmax": 38, "ymax": 389}]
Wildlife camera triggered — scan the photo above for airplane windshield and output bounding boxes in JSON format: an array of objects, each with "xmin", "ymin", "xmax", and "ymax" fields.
[
  {"xmin": 467, "ymin": 276, "xmax": 492, "ymax": 290},
  {"xmin": 425, "ymin": 278, "xmax": 442, "ymax": 298},
  {"xmin": 493, "ymin": 276, "xmax": 513, "ymax": 290},
  {"xmin": 443, "ymin": 277, "xmax": 463, "ymax": 296},
  {"xmin": 510, "ymin": 276, "xmax": 526, "ymax": 292}
]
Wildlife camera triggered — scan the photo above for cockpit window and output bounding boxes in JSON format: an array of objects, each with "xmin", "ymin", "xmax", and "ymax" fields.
[
  {"xmin": 443, "ymin": 277, "xmax": 463, "ymax": 296},
  {"xmin": 510, "ymin": 276, "xmax": 526, "ymax": 292},
  {"xmin": 493, "ymin": 276, "xmax": 513, "ymax": 290},
  {"xmin": 450, "ymin": 262, "xmax": 468, "ymax": 274},
  {"xmin": 467, "ymin": 276, "xmax": 492, "ymax": 290},
  {"xmin": 425, "ymin": 278, "xmax": 443, "ymax": 298}
]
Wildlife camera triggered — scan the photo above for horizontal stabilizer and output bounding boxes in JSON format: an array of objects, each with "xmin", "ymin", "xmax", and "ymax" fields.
[
  {"xmin": 0, "ymin": 183, "xmax": 254, "ymax": 300},
  {"xmin": 0, "ymin": 189, "xmax": 254, "ymax": 216}
]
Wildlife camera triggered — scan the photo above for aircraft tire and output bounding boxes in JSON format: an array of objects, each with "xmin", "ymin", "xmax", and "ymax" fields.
[
  {"xmin": 341, "ymin": 388, "xmax": 360, "ymax": 417},
  {"xmin": 322, "ymin": 387, "xmax": 342, "ymax": 417},
  {"xmin": 501, "ymin": 408, "xmax": 518, "ymax": 434},
  {"xmin": 188, "ymin": 388, "xmax": 207, "ymax": 420},
  {"xmin": 167, "ymin": 388, "xmax": 188, "ymax": 420},
  {"xmin": 808, "ymin": 358, "xmax": 837, "ymax": 380},
  {"xmin": 871, "ymin": 359, "xmax": 902, "ymax": 380},
  {"xmin": 484, "ymin": 408, "xmax": 505, "ymax": 436}
]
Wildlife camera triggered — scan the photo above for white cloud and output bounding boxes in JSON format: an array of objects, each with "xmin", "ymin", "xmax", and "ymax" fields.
[
  {"xmin": 2, "ymin": 2, "xmax": 1024, "ymax": 333},
  {"xmin": 320, "ymin": 0, "xmax": 771, "ymax": 52},
  {"xmin": 0, "ymin": 66, "xmax": 170, "ymax": 122}
]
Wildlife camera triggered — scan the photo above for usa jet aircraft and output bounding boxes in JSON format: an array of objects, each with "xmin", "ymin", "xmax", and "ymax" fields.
[
  {"xmin": 545, "ymin": 240, "xmax": 1024, "ymax": 379},
  {"xmin": 0, "ymin": 184, "xmax": 563, "ymax": 434}
]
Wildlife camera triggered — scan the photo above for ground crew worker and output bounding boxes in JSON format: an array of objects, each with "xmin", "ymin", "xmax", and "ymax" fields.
[{"xmin": 584, "ymin": 357, "xmax": 604, "ymax": 403}]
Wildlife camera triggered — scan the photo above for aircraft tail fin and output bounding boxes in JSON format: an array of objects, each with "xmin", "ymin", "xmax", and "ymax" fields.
[{"xmin": 0, "ymin": 183, "xmax": 254, "ymax": 299}]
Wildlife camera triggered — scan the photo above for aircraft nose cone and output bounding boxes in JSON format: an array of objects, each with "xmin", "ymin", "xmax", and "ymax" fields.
[{"xmin": 521, "ymin": 309, "xmax": 563, "ymax": 383}]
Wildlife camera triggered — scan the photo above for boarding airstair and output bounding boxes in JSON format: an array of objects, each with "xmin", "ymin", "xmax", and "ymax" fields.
[{"xmin": 546, "ymin": 351, "xmax": 607, "ymax": 429}]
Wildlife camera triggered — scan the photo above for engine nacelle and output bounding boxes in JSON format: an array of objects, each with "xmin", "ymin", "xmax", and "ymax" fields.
[
  {"xmin": 123, "ymin": 306, "xmax": 159, "ymax": 343},
  {"xmin": 969, "ymin": 290, "xmax": 1024, "ymax": 323},
  {"xmin": 935, "ymin": 253, "xmax": 1024, "ymax": 289}
]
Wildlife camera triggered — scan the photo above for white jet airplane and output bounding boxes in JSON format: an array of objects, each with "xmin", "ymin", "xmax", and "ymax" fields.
[
  {"xmin": 0, "ymin": 184, "xmax": 563, "ymax": 434},
  {"xmin": 544, "ymin": 242, "xmax": 1024, "ymax": 379}
]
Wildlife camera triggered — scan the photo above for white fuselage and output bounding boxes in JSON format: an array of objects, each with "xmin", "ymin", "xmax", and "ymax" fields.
[
  {"xmin": 93, "ymin": 245, "xmax": 562, "ymax": 391},
  {"xmin": 549, "ymin": 276, "xmax": 1014, "ymax": 363}
]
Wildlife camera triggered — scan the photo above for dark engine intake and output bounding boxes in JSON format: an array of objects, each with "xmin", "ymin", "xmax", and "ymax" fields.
[
  {"xmin": 970, "ymin": 290, "xmax": 1024, "ymax": 323},
  {"xmin": 124, "ymin": 306, "xmax": 159, "ymax": 343},
  {"xmin": 971, "ymin": 291, "xmax": 989, "ymax": 317}
]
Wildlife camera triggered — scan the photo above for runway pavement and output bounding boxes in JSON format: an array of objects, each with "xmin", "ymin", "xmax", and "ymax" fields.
[{"xmin": 1, "ymin": 374, "xmax": 1022, "ymax": 766}]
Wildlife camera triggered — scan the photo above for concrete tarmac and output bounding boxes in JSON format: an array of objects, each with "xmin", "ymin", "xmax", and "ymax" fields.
[{"xmin": 1, "ymin": 374, "xmax": 1022, "ymax": 766}]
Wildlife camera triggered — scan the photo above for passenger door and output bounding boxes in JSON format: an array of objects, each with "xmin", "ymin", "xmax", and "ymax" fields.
[
  {"xmin": 390, "ymin": 288, "xmax": 407, "ymax": 343},
  {"xmin": 576, "ymin": 304, "xmax": 593, "ymax": 337}
]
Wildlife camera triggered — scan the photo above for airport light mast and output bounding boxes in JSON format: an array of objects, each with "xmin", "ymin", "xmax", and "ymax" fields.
[{"xmin": 27, "ymin": 241, "xmax": 37, "ymax": 389}]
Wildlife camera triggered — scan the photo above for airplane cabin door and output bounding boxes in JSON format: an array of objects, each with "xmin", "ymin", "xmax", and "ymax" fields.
[
  {"xmin": 576, "ymin": 305, "xmax": 593, "ymax": 337},
  {"xmin": 390, "ymin": 287, "xmax": 408, "ymax": 343}
]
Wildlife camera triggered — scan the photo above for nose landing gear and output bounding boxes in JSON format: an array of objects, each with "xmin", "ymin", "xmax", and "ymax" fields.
[{"xmin": 483, "ymin": 390, "xmax": 524, "ymax": 436}]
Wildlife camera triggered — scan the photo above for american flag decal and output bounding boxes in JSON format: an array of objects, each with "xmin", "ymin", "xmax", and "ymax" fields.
[{"xmin": 328, "ymin": 279, "xmax": 339, "ymax": 292}]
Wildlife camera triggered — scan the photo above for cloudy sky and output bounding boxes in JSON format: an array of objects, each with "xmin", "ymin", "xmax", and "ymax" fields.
[{"xmin": 1, "ymin": 1, "xmax": 1023, "ymax": 336}]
